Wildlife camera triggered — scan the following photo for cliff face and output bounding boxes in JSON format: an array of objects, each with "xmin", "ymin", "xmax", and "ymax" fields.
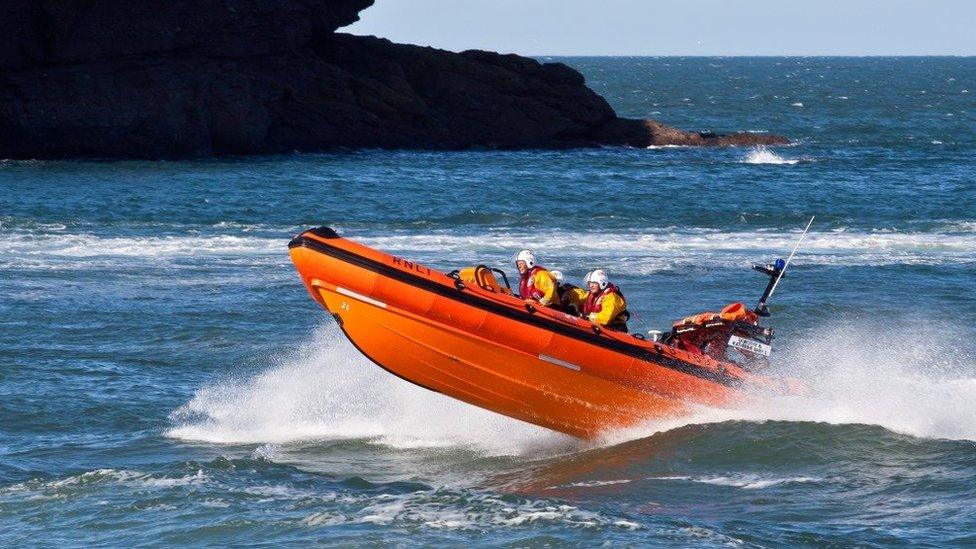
[
  {"xmin": 0, "ymin": 0, "xmax": 786, "ymax": 159},
  {"xmin": 0, "ymin": 0, "xmax": 372, "ymax": 66}
]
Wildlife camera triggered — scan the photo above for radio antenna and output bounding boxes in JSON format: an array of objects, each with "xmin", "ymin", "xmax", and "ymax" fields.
[{"xmin": 754, "ymin": 216, "xmax": 814, "ymax": 316}]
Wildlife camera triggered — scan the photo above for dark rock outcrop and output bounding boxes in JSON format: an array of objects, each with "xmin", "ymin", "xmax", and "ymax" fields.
[
  {"xmin": 0, "ymin": 0, "xmax": 787, "ymax": 159},
  {"xmin": 589, "ymin": 118, "xmax": 786, "ymax": 148}
]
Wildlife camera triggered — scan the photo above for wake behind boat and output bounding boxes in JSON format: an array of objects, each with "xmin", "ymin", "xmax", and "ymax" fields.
[{"xmin": 288, "ymin": 226, "xmax": 800, "ymax": 438}]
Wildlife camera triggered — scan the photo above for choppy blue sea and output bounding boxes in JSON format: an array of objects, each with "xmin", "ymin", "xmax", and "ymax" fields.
[{"xmin": 2, "ymin": 57, "xmax": 975, "ymax": 546}]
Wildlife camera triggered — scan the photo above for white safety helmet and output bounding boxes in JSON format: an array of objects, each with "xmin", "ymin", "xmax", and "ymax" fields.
[
  {"xmin": 515, "ymin": 249, "xmax": 536, "ymax": 269},
  {"xmin": 550, "ymin": 270, "xmax": 564, "ymax": 284},
  {"xmin": 584, "ymin": 269, "xmax": 610, "ymax": 290}
]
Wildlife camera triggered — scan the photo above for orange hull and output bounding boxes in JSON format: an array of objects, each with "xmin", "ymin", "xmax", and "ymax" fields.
[{"xmin": 288, "ymin": 227, "xmax": 764, "ymax": 439}]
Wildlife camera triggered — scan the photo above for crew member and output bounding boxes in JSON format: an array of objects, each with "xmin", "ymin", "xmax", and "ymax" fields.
[
  {"xmin": 514, "ymin": 250, "xmax": 557, "ymax": 307},
  {"xmin": 551, "ymin": 270, "xmax": 583, "ymax": 315},
  {"xmin": 575, "ymin": 269, "xmax": 630, "ymax": 332}
]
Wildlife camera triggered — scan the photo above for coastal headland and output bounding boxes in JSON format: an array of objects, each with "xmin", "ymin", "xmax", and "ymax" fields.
[{"xmin": 0, "ymin": 0, "xmax": 788, "ymax": 158}]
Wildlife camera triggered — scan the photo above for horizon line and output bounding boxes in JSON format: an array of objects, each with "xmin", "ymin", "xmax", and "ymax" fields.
[
  {"xmin": 523, "ymin": 54, "xmax": 976, "ymax": 58},
  {"xmin": 346, "ymin": 34, "xmax": 976, "ymax": 59}
]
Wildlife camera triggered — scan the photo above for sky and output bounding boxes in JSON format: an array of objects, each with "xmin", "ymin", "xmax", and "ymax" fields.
[{"xmin": 347, "ymin": 0, "xmax": 976, "ymax": 56}]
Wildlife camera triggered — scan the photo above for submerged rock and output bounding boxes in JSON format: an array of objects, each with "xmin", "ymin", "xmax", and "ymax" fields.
[
  {"xmin": 0, "ymin": 0, "xmax": 788, "ymax": 159},
  {"xmin": 589, "ymin": 118, "xmax": 788, "ymax": 148}
]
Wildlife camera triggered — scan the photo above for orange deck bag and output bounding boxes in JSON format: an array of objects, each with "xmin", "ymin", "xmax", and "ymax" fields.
[{"xmin": 719, "ymin": 302, "xmax": 759, "ymax": 324}]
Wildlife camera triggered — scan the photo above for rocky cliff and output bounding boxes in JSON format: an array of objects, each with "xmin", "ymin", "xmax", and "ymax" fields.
[{"xmin": 0, "ymin": 0, "xmax": 787, "ymax": 159}]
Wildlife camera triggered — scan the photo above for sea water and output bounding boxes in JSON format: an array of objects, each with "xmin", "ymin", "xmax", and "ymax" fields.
[{"xmin": 2, "ymin": 57, "xmax": 975, "ymax": 546}]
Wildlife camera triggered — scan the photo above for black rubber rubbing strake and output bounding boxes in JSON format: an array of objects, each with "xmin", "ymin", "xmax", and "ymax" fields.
[{"xmin": 290, "ymin": 230, "xmax": 739, "ymax": 387}]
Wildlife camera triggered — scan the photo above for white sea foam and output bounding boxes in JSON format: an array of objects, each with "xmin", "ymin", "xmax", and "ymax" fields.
[
  {"xmin": 603, "ymin": 322, "xmax": 976, "ymax": 444},
  {"xmin": 647, "ymin": 475, "xmax": 820, "ymax": 490},
  {"xmin": 558, "ymin": 479, "xmax": 633, "ymax": 488},
  {"xmin": 300, "ymin": 490, "xmax": 641, "ymax": 531},
  {"xmin": 361, "ymin": 229, "xmax": 976, "ymax": 255},
  {"xmin": 358, "ymin": 228, "xmax": 976, "ymax": 270},
  {"xmin": 167, "ymin": 314, "xmax": 976, "ymax": 466},
  {"xmin": 3, "ymin": 225, "xmax": 973, "ymax": 275},
  {"xmin": 741, "ymin": 324, "xmax": 976, "ymax": 442},
  {"xmin": 0, "ymin": 232, "xmax": 282, "ymax": 258},
  {"xmin": 946, "ymin": 221, "xmax": 976, "ymax": 232},
  {"xmin": 741, "ymin": 146, "xmax": 802, "ymax": 165},
  {"xmin": 166, "ymin": 325, "xmax": 573, "ymax": 455},
  {"xmin": 0, "ymin": 468, "xmax": 209, "ymax": 495}
]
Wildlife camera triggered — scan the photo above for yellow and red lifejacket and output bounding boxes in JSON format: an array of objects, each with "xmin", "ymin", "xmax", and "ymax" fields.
[
  {"xmin": 581, "ymin": 283, "xmax": 623, "ymax": 316},
  {"xmin": 518, "ymin": 266, "xmax": 555, "ymax": 303}
]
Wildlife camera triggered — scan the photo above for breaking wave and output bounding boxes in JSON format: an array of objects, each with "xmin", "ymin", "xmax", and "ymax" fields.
[
  {"xmin": 645, "ymin": 475, "xmax": 821, "ymax": 490},
  {"xmin": 4, "ymin": 225, "xmax": 974, "ymax": 273},
  {"xmin": 0, "ymin": 462, "xmax": 647, "ymax": 536},
  {"xmin": 168, "ymin": 316, "xmax": 976, "ymax": 465},
  {"xmin": 602, "ymin": 321, "xmax": 976, "ymax": 445},
  {"xmin": 0, "ymin": 232, "xmax": 282, "ymax": 258},
  {"xmin": 357, "ymin": 228, "xmax": 976, "ymax": 271},
  {"xmin": 166, "ymin": 325, "xmax": 574, "ymax": 456},
  {"xmin": 300, "ymin": 489, "xmax": 640, "ymax": 531},
  {"xmin": 741, "ymin": 146, "xmax": 803, "ymax": 165}
]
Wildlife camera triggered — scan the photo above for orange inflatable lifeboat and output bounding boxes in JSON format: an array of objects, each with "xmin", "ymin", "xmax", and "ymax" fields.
[{"xmin": 289, "ymin": 226, "xmax": 789, "ymax": 439}]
